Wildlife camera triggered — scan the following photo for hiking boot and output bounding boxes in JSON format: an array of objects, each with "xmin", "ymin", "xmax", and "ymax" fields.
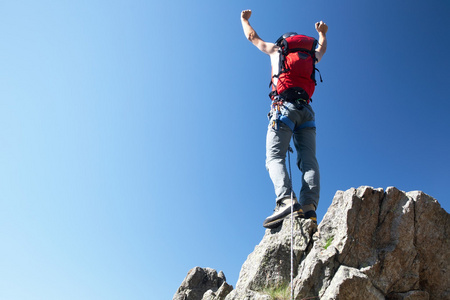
[
  {"xmin": 263, "ymin": 197, "xmax": 304, "ymax": 229},
  {"xmin": 304, "ymin": 210, "xmax": 317, "ymax": 224}
]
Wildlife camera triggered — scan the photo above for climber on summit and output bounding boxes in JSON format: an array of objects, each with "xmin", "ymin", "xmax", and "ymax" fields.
[{"xmin": 240, "ymin": 9, "xmax": 328, "ymax": 229}]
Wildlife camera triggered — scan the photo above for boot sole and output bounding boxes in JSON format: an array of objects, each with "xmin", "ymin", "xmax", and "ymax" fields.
[{"xmin": 263, "ymin": 209, "xmax": 304, "ymax": 229}]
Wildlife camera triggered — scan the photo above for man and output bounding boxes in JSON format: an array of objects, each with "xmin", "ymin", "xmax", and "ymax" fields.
[{"xmin": 240, "ymin": 9, "xmax": 328, "ymax": 228}]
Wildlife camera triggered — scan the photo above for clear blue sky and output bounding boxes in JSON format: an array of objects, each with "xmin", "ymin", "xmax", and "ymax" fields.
[{"xmin": 1, "ymin": 0, "xmax": 449, "ymax": 299}]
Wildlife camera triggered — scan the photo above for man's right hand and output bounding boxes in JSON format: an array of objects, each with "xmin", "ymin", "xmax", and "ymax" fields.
[{"xmin": 241, "ymin": 9, "xmax": 252, "ymax": 21}]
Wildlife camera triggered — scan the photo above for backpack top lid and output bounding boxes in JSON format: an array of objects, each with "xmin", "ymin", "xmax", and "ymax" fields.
[{"xmin": 276, "ymin": 32, "xmax": 298, "ymax": 46}]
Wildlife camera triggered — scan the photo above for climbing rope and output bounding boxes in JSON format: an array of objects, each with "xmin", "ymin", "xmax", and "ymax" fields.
[{"xmin": 287, "ymin": 145, "xmax": 294, "ymax": 300}]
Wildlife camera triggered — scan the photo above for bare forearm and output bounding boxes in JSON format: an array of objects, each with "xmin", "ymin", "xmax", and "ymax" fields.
[
  {"xmin": 317, "ymin": 32, "xmax": 327, "ymax": 55},
  {"xmin": 241, "ymin": 18, "xmax": 259, "ymax": 42},
  {"xmin": 240, "ymin": 9, "xmax": 278, "ymax": 55},
  {"xmin": 315, "ymin": 21, "xmax": 328, "ymax": 63}
]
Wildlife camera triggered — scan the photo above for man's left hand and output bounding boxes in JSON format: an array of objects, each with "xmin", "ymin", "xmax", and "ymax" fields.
[{"xmin": 315, "ymin": 21, "xmax": 328, "ymax": 34}]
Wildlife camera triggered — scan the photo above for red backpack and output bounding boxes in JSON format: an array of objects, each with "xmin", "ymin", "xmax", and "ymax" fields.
[{"xmin": 270, "ymin": 33, "xmax": 322, "ymax": 102}]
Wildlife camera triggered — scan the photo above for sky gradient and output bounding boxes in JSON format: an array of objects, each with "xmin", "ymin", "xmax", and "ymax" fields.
[{"xmin": 1, "ymin": 1, "xmax": 449, "ymax": 299}]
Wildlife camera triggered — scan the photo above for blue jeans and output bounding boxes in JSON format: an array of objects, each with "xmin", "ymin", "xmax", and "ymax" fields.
[{"xmin": 265, "ymin": 101, "xmax": 320, "ymax": 208}]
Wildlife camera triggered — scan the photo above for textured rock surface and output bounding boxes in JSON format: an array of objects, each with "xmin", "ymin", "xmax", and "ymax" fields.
[
  {"xmin": 175, "ymin": 187, "xmax": 449, "ymax": 300},
  {"xmin": 235, "ymin": 217, "xmax": 315, "ymax": 292},
  {"xmin": 320, "ymin": 266, "xmax": 384, "ymax": 300},
  {"xmin": 226, "ymin": 217, "xmax": 316, "ymax": 300}
]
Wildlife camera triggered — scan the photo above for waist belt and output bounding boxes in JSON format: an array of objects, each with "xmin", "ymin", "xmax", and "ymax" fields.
[
  {"xmin": 284, "ymin": 98, "xmax": 309, "ymax": 107},
  {"xmin": 280, "ymin": 87, "xmax": 311, "ymax": 104}
]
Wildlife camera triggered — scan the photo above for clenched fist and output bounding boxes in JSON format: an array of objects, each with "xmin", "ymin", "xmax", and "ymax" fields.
[
  {"xmin": 241, "ymin": 9, "xmax": 252, "ymax": 21},
  {"xmin": 315, "ymin": 21, "xmax": 328, "ymax": 35}
]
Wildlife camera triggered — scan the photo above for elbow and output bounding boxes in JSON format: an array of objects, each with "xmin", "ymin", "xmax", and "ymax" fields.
[
  {"xmin": 315, "ymin": 50, "xmax": 325, "ymax": 63},
  {"xmin": 247, "ymin": 31, "xmax": 258, "ymax": 42},
  {"xmin": 316, "ymin": 45, "xmax": 327, "ymax": 57}
]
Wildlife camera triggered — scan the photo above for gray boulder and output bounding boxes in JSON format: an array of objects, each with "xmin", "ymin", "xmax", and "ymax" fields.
[
  {"xmin": 294, "ymin": 186, "xmax": 449, "ymax": 299},
  {"xmin": 173, "ymin": 267, "xmax": 233, "ymax": 300}
]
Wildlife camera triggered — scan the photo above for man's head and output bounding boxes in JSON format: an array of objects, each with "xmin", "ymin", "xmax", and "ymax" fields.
[{"xmin": 276, "ymin": 32, "xmax": 297, "ymax": 45}]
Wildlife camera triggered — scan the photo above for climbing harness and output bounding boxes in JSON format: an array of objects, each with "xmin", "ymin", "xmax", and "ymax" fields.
[
  {"xmin": 287, "ymin": 145, "xmax": 294, "ymax": 300},
  {"xmin": 269, "ymin": 98, "xmax": 316, "ymax": 132},
  {"xmin": 270, "ymin": 98, "xmax": 297, "ymax": 132},
  {"xmin": 270, "ymin": 99, "xmax": 282, "ymax": 131}
]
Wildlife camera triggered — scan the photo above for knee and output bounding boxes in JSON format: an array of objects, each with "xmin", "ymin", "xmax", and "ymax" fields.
[{"xmin": 266, "ymin": 146, "xmax": 286, "ymax": 163}]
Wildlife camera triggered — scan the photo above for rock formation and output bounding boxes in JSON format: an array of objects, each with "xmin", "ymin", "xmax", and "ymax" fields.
[
  {"xmin": 173, "ymin": 267, "xmax": 233, "ymax": 300},
  {"xmin": 173, "ymin": 187, "xmax": 449, "ymax": 300}
]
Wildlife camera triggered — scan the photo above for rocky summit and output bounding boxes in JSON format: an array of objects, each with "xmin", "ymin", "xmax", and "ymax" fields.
[
  {"xmin": 173, "ymin": 267, "xmax": 233, "ymax": 300},
  {"xmin": 173, "ymin": 186, "xmax": 449, "ymax": 300}
]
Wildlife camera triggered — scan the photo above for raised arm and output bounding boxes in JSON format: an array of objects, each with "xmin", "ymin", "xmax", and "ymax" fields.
[
  {"xmin": 315, "ymin": 21, "xmax": 328, "ymax": 63},
  {"xmin": 241, "ymin": 10, "xmax": 278, "ymax": 55}
]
